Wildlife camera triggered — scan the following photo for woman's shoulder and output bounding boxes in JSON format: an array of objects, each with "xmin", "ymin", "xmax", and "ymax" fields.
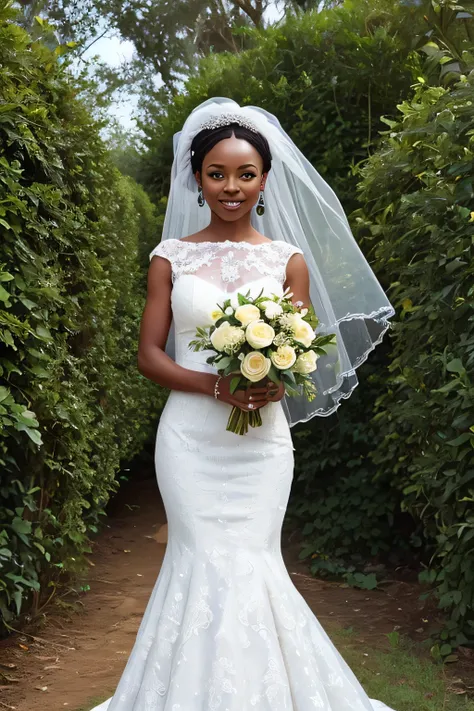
[{"xmin": 148, "ymin": 238, "xmax": 181, "ymax": 263}]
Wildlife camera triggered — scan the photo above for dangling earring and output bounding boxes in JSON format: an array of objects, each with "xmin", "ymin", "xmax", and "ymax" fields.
[
  {"xmin": 256, "ymin": 190, "xmax": 265, "ymax": 216},
  {"xmin": 197, "ymin": 186, "xmax": 205, "ymax": 207}
]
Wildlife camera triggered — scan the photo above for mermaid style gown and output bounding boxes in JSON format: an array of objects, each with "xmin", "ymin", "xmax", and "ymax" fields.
[{"xmin": 91, "ymin": 239, "xmax": 394, "ymax": 711}]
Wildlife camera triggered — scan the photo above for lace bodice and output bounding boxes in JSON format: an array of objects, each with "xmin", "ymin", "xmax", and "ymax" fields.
[{"xmin": 149, "ymin": 239, "xmax": 304, "ymax": 292}]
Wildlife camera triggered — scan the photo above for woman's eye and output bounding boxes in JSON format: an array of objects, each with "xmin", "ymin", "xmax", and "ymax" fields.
[{"xmin": 207, "ymin": 171, "xmax": 257, "ymax": 180}]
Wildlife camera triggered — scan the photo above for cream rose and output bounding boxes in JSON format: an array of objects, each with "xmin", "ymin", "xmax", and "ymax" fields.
[
  {"xmin": 234, "ymin": 303, "xmax": 261, "ymax": 327},
  {"xmin": 240, "ymin": 351, "xmax": 271, "ymax": 382},
  {"xmin": 270, "ymin": 345, "xmax": 297, "ymax": 370},
  {"xmin": 280, "ymin": 312, "xmax": 299, "ymax": 329},
  {"xmin": 283, "ymin": 313, "xmax": 315, "ymax": 348},
  {"xmin": 245, "ymin": 320, "xmax": 275, "ymax": 349},
  {"xmin": 293, "ymin": 319, "xmax": 315, "ymax": 348},
  {"xmin": 210, "ymin": 321, "xmax": 245, "ymax": 353},
  {"xmin": 260, "ymin": 300, "xmax": 283, "ymax": 320},
  {"xmin": 293, "ymin": 350, "xmax": 319, "ymax": 374}
]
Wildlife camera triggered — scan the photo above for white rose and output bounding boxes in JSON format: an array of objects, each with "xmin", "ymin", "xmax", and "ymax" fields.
[
  {"xmin": 210, "ymin": 321, "xmax": 245, "ymax": 353},
  {"xmin": 260, "ymin": 300, "xmax": 283, "ymax": 319},
  {"xmin": 293, "ymin": 319, "xmax": 315, "ymax": 348},
  {"xmin": 240, "ymin": 351, "xmax": 271, "ymax": 382},
  {"xmin": 225, "ymin": 306, "xmax": 234, "ymax": 316},
  {"xmin": 282, "ymin": 313, "xmax": 315, "ymax": 347},
  {"xmin": 270, "ymin": 345, "xmax": 297, "ymax": 370},
  {"xmin": 293, "ymin": 350, "xmax": 319, "ymax": 374},
  {"xmin": 245, "ymin": 320, "xmax": 275, "ymax": 349},
  {"xmin": 279, "ymin": 312, "xmax": 298, "ymax": 329},
  {"xmin": 234, "ymin": 303, "xmax": 261, "ymax": 327}
]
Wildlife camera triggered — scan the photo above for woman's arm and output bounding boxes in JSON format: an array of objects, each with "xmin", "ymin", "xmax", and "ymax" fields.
[
  {"xmin": 284, "ymin": 253, "xmax": 312, "ymax": 309},
  {"xmin": 137, "ymin": 255, "xmax": 217, "ymax": 396},
  {"xmin": 266, "ymin": 252, "xmax": 312, "ymax": 403},
  {"xmin": 137, "ymin": 256, "xmax": 272, "ymax": 410}
]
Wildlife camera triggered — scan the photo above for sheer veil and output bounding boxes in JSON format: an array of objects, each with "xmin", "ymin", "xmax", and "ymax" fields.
[{"xmin": 158, "ymin": 97, "xmax": 395, "ymax": 426}]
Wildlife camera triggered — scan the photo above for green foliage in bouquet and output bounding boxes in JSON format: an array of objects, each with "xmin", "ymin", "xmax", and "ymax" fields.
[{"xmin": 189, "ymin": 287, "xmax": 336, "ymax": 435}]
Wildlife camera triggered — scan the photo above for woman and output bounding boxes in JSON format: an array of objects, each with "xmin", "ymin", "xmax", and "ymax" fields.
[{"xmin": 91, "ymin": 99, "xmax": 396, "ymax": 710}]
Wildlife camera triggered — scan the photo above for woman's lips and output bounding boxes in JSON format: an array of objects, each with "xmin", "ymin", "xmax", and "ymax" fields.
[{"xmin": 219, "ymin": 200, "xmax": 244, "ymax": 211}]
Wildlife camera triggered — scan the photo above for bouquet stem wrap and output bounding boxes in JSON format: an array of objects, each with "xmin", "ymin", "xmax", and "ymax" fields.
[{"xmin": 227, "ymin": 405, "xmax": 262, "ymax": 436}]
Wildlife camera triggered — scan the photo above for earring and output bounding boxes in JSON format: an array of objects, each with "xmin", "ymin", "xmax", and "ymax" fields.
[
  {"xmin": 256, "ymin": 190, "xmax": 265, "ymax": 216},
  {"xmin": 197, "ymin": 186, "xmax": 205, "ymax": 207}
]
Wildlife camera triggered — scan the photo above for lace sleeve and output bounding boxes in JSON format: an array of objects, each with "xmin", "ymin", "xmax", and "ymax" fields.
[
  {"xmin": 149, "ymin": 239, "xmax": 178, "ymax": 264},
  {"xmin": 275, "ymin": 242, "xmax": 305, "ymax": 280}
]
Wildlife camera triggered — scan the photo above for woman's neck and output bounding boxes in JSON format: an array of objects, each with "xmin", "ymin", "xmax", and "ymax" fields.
[{"xmin": 204, "ymin": 213, "xmax": 259, "ymax": 243}]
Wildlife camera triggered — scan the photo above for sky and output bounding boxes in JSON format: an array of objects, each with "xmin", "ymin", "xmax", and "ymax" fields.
[
  {"xmin": 81, "ymin": 33, "xmax": 139, "ymax": 131},
  {"xmin": 81, "ymin": 2, "xmax": 285, "ymax": 131}
]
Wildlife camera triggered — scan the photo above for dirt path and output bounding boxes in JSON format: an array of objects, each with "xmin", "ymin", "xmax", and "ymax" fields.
[{"xmin": 0, "ymin": 471, "xmax": 469, "ymax": 711}]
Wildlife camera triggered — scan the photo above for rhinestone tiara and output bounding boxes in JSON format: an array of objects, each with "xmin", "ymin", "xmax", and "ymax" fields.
[{"xmin": 199, "ymin": 112, "xmax": 258, "ymax": 133}]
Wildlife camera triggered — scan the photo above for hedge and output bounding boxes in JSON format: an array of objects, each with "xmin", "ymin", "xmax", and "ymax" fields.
[{"xmin": 0, "ymin": 2, "xmax": 163, "ymax": 630}]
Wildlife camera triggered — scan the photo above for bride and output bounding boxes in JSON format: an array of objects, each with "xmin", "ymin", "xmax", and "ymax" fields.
[{"xmin": 91, "ymin": 98, "xmax": 396, "ymax": 710}]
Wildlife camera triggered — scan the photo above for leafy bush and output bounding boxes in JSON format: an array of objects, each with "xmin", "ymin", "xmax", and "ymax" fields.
[
  {"xmin": 140, "ymin": 1, "xmax": 418, "ymax": 213},
  {"xmin": 354, "ymin": 68, "xmax": 474, "ymax": 648},
  {"xmin": 0, "ymin": 2, "xmax": 162, "ymax": 630}
]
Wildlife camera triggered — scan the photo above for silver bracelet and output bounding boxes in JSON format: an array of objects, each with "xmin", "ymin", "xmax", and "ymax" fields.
[{"xmin": 214, "ymin": 375, "xmax": 222, "ymax": 399}]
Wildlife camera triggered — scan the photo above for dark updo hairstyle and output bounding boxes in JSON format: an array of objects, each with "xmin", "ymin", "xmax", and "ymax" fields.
[{"xmin": 190, "ymin": 124, "xmax": 272, "ymax": 175}]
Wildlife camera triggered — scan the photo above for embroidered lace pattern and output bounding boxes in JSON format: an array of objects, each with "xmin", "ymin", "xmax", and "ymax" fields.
[{"xmin": 149, "ymin": 239, "xmax": 304, "ymax": 291}]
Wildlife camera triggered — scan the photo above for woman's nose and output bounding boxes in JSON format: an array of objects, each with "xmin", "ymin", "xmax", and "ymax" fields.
[{"xmin": 224, "ymin": 179, "xmax": 239, "ymax": 193}]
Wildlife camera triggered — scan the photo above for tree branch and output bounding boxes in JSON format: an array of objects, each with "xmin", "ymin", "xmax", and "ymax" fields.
[
  {"xmin": 233, "ymin": 0, "xmax": 263, "ymax": 27},
  {"xmin": 78, "ymin": 28, "xmax": 110, "ymax": 59}
]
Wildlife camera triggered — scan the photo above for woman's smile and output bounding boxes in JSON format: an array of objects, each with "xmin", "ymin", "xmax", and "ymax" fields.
[{"xmin": 219, "ymin": 199, "xmax": 244, "ymax": 210}]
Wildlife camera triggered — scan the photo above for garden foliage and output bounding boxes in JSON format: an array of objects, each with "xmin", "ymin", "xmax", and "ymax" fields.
[
  {"xmin": 353, "ymin": 69, "xmax": 474, "ymax": 652},
  {"xmin": 0, "ymin": 2, "xmax": 162, "ymax": 631}
]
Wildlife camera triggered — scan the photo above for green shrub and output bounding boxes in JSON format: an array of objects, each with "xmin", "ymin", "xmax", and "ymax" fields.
[
  {"xmin": 140, "ymin": 2, "xmax": 417, "ymax": 212},
  {"xmin": 0, "ymin": 2, "xmax": 162, "ymax": 630},
  {"xmin": 353, "ymin": 69, "xmax": 474, "ymax": 647}
]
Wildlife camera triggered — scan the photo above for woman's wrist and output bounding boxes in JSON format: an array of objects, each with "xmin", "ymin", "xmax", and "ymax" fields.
[{"xmin": 194, "ymin": 372, "xmax": 219, "ymax": 397}]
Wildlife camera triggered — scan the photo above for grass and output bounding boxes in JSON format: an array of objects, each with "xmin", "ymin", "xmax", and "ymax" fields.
[
  {"xmin": 75, "ymin": 630, "xmax": 474, "ymax": 711},
  {"xmin": 332, "ymin": 625, "xmax": 474, "ymax": 711}
]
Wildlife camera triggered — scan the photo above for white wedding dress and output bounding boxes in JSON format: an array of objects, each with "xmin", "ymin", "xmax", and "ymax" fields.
[{"xmin": 92, "ymin": 239, "xmax": 394, "ymax": 711}]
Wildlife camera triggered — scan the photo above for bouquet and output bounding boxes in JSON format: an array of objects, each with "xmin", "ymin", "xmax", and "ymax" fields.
[{"xmin": 189, "ymin": 287, "xmax": 336, "ymax": 435}]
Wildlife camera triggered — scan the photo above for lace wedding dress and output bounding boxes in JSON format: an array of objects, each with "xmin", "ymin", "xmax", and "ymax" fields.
[{"xmin": 92, "ymin": 239, "xmax": 394, "ymax": 711}]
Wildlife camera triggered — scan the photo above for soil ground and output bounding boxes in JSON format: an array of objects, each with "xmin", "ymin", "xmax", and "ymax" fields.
[{"xmin": 1, "ymin": 468, "xmax": 473, "ymax": 711}]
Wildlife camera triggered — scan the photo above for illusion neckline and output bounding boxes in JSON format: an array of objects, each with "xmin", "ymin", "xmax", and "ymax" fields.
[{"xmin": 176, "ymin": 238, "xmax": 278, "ymax": 249}]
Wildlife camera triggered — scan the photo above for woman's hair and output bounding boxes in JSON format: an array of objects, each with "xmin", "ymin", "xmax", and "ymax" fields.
[{"xmin": 190, "ymin": 124, "xmax": 272, "ymax": 175}]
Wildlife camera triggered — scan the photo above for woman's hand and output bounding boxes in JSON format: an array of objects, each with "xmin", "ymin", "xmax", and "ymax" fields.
[
  {"xmin": 216, "ymin": 374, "xmax": 286, "ymax": 412},
  {"xmin": 264, "ymin": 377, "xmax": 286, "ymax": 402}
]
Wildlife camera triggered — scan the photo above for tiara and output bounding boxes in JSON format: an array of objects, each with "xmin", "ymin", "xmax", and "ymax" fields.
[{"xmin": 199, "ymin": 112, "xmax": 258, "ymax": 133}]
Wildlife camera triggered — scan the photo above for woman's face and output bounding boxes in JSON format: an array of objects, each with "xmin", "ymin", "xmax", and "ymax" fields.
[{"xmin": 195, "ymin": 134, "xmax": 267, "ymax": 222}]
